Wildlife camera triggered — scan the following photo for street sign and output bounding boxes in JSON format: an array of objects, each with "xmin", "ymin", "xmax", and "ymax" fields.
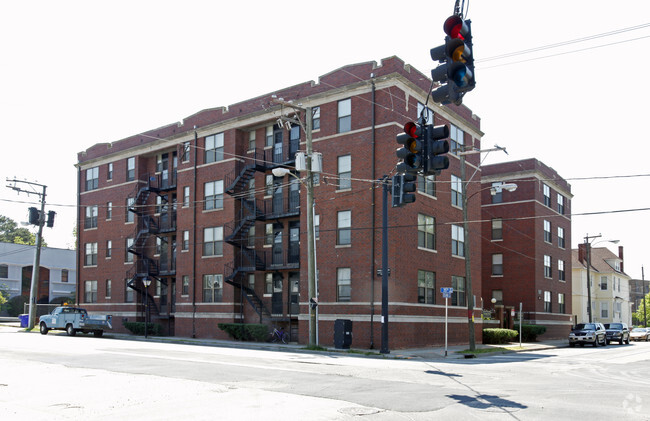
[{"xmin": 441, "ymin": 287, "xmax": 453, "ymax": 299}]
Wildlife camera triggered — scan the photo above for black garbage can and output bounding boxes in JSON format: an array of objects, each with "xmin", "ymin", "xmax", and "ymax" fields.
[{"xmin": 334, "ymin": 319, "xmax": 352, "ymax": 349}]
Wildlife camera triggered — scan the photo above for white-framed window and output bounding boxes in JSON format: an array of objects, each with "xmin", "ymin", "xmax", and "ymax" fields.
[
  {"xmin": 85, "ymin": 205, "xmax": 98, "ymax": 229},
  {"xmin": 204, "ymin": 180, "xmax": 224, "ymax": 210},
  {"xmin": 0, "ymin": 264, "xmax": 7, "ymax": 278},
  {"xmin": 557, "ymin": 194, "xmax": 565, "ymax": 214},
  {"xmin": 492, "ymin": 254, "xmax": 503, "ymax": 276},
  {"xmin": 126, "ymin": 157, "xmax": 135, "ymax": 181},
  {"xmin": 106, "ymin": 202, "xmax": 112, "ymax": 220},
  {"xmin": 417, "ymin": 214, "xmax": 435, "ymax": 250},
  {"xmin": 449, "ymin": 124, "xmax": 464, "ymax": 154},
  {"xmin": 126, "ymin": 197, "xmax": 135, "ymax": 223},
  {"xmin": 337, "ymin": 267, "xmax": 351, "ymax": 302},
  {"xmin": 61, "ymin": 269, "xmax": 69, "ymax": 282},
  {"xmin": 558, "ymin": 293, "xmax": 565, "ymax": 313},
  {"xmin": 182, "ymin": 275, "xmax": 190, "ymax": 295},
  {"xmin": 264, "ymin": 223, "xmax": 273, "ymax": 246},
  {"xmin": 418, "ymin": 270, "xmax": 435, "ymax": 304},
  {"xmin": 544, "ymin": 291, "xmax": 552, "ymax": 312},
  {"xmin": 543, "ymin": 220, "xmax": 552, "ymax": 243},
  {"xmin": 125, "ymin": 279, "xmax": 134, "ymax": 303},
  {"xmin": 86, "ymin": 167, "xmax": 99, "ymax": 191},
  {"xmin": 544, "ymin": 255, "xmax": 552, "ymax": 278},
  {"xmin": 492, "ymin": 218, "xmax": 503, "ymax": 240},
  {"xmin": 337, "ymin": 210, "xmax": 351, "ymax": 245},
  {"xmin": 601, "ymin": 301, "xmax": 608, "ymax": 318},
  {"xmin": 84, "ymin": 243, "xmax": 97, "ymax": 266},
  {"xmin": 600, "ymin": 276, "xmax": 608, "ymax": 290},
  {"xmin": 84, "ymin": 280, "xmax": 97, "ymax": 303},
  {"xmin": 338, "ymin": 155, "xmax": 351, "ymax": 190},
  {"xmin": 181, "ymin": 141, "xmax": 191, "ymax": 162},
  {"xmin": 107, "ymin": 163, "xmax": 113, "ymax": 180},
  {"xmin": 451, "ymin": 225, "xmax": 464, "ymax": 257},
  {"xmin": 106, "ymin": 279, "xmax": 112, "ymax": 299},
  {"xmin": 558, "ymin": 226, "xmax": 565, "ymax": 248},
  {"xmin": 182, "ymin": 231, "xmax": 190, "ymax": 251},
  {"xmin": 451, "ymin": 175, "xmax": 463, "ymax": 208},
  {"xmin": 312, "ymin": 106, "xmax": 321, "ymax": 130},
  {"xmin": 203, "ymin": 274, "xmax": 223, "ymax": 302},
  {"xmin": 543, "ymin": 184, "xmax": 551, "ymax": 207},
  {"xmin": 125, "ymin": 238, "xmax": 134, "ymax": 262},
  {"xmin": 417, "ymin": 174, "xmax": 435, "ymax": 197},
  {"xmin": 203, "ymin": 227, "xmax": 224, "ymax": 256},
  {"xmin": 106, "ymin": 240, "xmax": 112, "ymax": 258},
  {"xmin": 265, "ymin": 126, "xmax": 273, "ymax": 147},
  {"xmin": 183, "ymin": 186, "xmax": 190, "ymax": 208},
  {"xmin": 337, "ymin": 98, "xmax": 351, "ymax": 133},
  {"xmin": 451, "ymin": 276, "xmax": 466, "ymax": 306},
  {"xmin": 248, "ymin": 130, "xmax": 256, "ymax": 151},
  {"xmin": 205, "ymin": 133, "xmax": 225, "ymax": 163},
  {"xmin": 558, "ymin": 260, "xmax": 565, "ymax": 281}
]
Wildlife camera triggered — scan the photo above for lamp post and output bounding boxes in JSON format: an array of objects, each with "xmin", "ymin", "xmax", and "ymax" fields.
[
  {"xmin": 142, "ymin": 278, "xmax": 151, "ymax": 338},
  {"xmin": 584, "ymin": 235, "xmax": 619, "ymax": 323}
]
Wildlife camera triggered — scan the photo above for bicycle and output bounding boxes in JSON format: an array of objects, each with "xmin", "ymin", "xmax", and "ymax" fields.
[{"xmin": 270, "ymin": 327, "xmax": 288, "ymax": 344}]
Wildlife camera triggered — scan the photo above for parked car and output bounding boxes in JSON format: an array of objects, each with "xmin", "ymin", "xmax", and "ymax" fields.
[
  {"xmin": 569, "ymin": 323, "xmax": 607, "ymax": 347},
  {"xmin": 630, "ymin": 327, "xmax": 650, "ymax": 342},
  {"xmin": 39, "ymin": 306, "xmax": 112, "ymax": 337},
  {"xmin": 604, "ymin": 323, "xmax": 630, "ymax": 345}
]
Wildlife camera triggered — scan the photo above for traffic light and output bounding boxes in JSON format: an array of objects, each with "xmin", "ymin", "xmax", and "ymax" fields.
[
  {"xmin": 423, "ymin": 125, "xmax": 450, "ymax": 175},
  {"xmin": 392, "ymin": 173, "xmax": 416, "ymax": 207},
  {"xmin": 396, "ymin": 121, "xmax": 425, "ymax": 174},
  {"xmin": 28, "ymin": 207, "xmax": 40, "ymax": 226},
  {"xmin": 430, "ymin": 15, "xmax": 475, "ymax": 105},
  {"xmin": 46, "ymin": 210, "xmax": 56, "ymax": 228}
]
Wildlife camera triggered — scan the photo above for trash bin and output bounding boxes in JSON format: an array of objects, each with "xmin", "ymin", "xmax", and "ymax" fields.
[
  {"xmin": 19, "ymin": 314, "xmax": 28, "ymax": 328},
  {"xmin": 334, "ymin": 319, "xmax": 352, "ymax": 349}
]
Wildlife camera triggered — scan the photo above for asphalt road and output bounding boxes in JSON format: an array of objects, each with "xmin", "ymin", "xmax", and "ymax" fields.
[{"xmin": 1, "ymin": 325, "xmax": 649, "ymax": 420}]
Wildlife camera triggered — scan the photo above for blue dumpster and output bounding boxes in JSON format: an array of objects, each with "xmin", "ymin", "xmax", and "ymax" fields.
[{"xmin": 19, "ymin": 314, "xmax": 28, "ymax": 328}]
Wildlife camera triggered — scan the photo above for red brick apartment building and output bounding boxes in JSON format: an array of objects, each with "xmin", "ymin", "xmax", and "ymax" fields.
[
  {"xmin": 480, "ymin": 159, "xmax": 573, "ymax": 338},
  {"xmin": 76, "ymin": 56, "xmax": 484, "ymax": 349}
]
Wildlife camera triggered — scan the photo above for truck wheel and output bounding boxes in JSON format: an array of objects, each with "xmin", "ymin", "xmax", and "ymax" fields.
[
  {"xmin": 93, "ymin": 330, "xmax": 103, "ymax": 338},
  {"xmin": 66, "ymin": 324, "xmax": 76, "ymax": 336},
  {"xmin": 39, "ymin": 323, "xmax": 49, "ymax": 335}
]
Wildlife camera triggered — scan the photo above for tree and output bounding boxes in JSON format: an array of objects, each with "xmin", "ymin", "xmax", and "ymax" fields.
[
  {"xmin": 0, "ymin": 214, "xmax": 45, "ymax": 246},
  {"xmin": 633, "ymin": 292, "xmax": 650, "ymax": 327}
]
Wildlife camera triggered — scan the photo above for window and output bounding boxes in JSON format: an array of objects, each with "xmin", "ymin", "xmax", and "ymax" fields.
[
  {"xmin": 558, "ymin": 227, "xmax": 565, "ymax": 248},
  {"xmin": 265, "ymin": 273, "xmax": 273, "ymax": 294},
  {"xmin": 451, "ymin": 175, "xmax": 463, "ymax": 208},
  {"xmin": 558, "ymin": 260, "xmax": 565, "ymax": 281},
  {"xmin": 558, "ymin": 293, "xmax": 565, "ymax": 314},
  {"xmin": 125, "ymin": 279, "xmax": 134, "ymax": 303},
  {"xmin": 417, "ymin": 102, "xmax": 434, "ymax": 125},
  {"xmin": 491, "ymin": 182, "xmax": 504, "ymax": 204},
  {"xmin": 247, "ymin": 225, "xmax": 256, "ymax": 248},
  {"xmin": 61, "ymin": 269, "xmax": 69, "ymax": 282},
  {"xmin": 126, "ymin": 157, "xmax": 135, "ymax": 181},
  {"xmin": 204, "ymin": 180, "xmax": 224, "ymax": 210},
  {"xmin": 85, "ymin": 205, "xmax": 98, "ymax": 229},
  {"xmin": 182, "ymin": 275, "xmax": 190, "ymax": 295},
  {"xmin": 181, "ymin": 141, "xmax": 191, "ymax": 162},
  {"xmin": 492, "ymin": 254, "xmax": 503, "ymax": 276},
  {"xmin": 265, "ymin": 126, "xmax": 273, "ymax": 147},
  {"xmin": 557, "ymin": 194, "xmax": 565, "ymax": 214},
  {"xmin": 543, "ymin": 220, "xmax": 552, "ymax": 243},
  {"xmin": 248, "ymin": 130, "xmax": 256, "ymax": 151},
  {"xmin": 182, "ymin": 231, "xmax": 189, "ymax": 251},
  {"xmin": 106, "ymin": 279, "xmax": 112, "ymax": 298},
  {"xmin": 418, "ymin": 270, "xmax": 435, "ymax": 304},
  {"xmin": 491, "ymin": 219, "xmax": 503, "ymax": 240},
  {"xmin": 84, "ymin": 243, "xmax": 97, "ymax": 266},
  {"xmin": 338, "ymin": 155, "xmax": 351, "ymax": 190},
  {"xmin": 417, "ymin": 214, "xmax": 435, "ymax": 250},
  {"xmin": 265, "ymin": 223, "xmax": 273, "ymax": 246},
  {"xmin": 107, "ymin": 163, "xmax": 113, "ymax": 180},
  {"xmin": 544, "ymin": 255, "xmax": 552, "ymax": 278},
  {"xmin": 203, "ymin": 227, "xmax": 223, "ymax": 256},
  {"xmin": 125, "ymin": 238, "xmax": 134, "ymax": 262},
  {"xmin": 0, "ymin": 264, "xmax": 7, "ymax": 278},
  {"xmin": 205, "ymin": 133, "xmax": 225, "ymax": 163},
  {"xmin": 451, "ymin": 225, "xmax": 465, "ymax": 257},
  {"xmin": 417, "ymin": 174, "xmax": 435, "ymax": 197},
  {"xmin": 544, "ymin": 291, "xmax": 552, "ymax": 313},
  {"xmin": 451, "ymin": 276, "xmax": 466, "ymax": 306},
  {"xmin": 84, "ymin": 280, "xmax": 97, "ymax": 303},
  {"xmin": 600, "ymin": 276, "xmax": 608, "ymax": 290},
  {"xmin": 492, "ymin": 290, "xmax": 503, "ymax": 305},
  {"xmin": 543, "ymin": 183, "xmax": 551, "ymax": 207},
  {"xmin": 155, "ymin": 237, "xmax": 162, "ymax": 255},
  {"xmin": 312, "ymin": 106, "xmax": 321, "ymax": 130},
  {"xmin": 86, "ymin": 167, "xmax": 99, "ymax": 191},
  {"xmin": 337, "ymin": 98, "xmax": 351, "ymax": 133},
  {"xmin": 337, "ymin": 210, "xmax": 351, "ymax": 245},
  {"xmin": 106, "ymin": 240, "xmax": 112, "ymax": 258},
  {"xmin": 202, "ymin": 274, "xmax": 223, "ymax": 302},
  {"xmin": 106, "ymin": 202, "xmax": 112, "ymax": 220},
  {"xmin": 248, "ymin": 274, "xmax": 255, "ymax": 289},
  {"xmin": 601, "ymin": 301, "xmax": 608, "ymax": 318},
  {"xmin": 126, "ymin": 197, "xmax": 135, "ymax": 223},
  {"xmin": 182, "ymin": 186, "xmax": 190, "ymax": 208},
  {"xmin": 265, "ymin": 174, "xmax": 273, "ymax": 196},
  {"xmin": 449, "ymin": 124, "xmax": 464, "ymax": 154},
  {"xmin": 337, "ymin": 268, "xmax": 351, "ymax": 301}
]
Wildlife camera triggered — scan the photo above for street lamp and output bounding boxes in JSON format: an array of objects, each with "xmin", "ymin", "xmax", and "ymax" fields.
[
  {"xmin": 272, "ymin": 166, "xmax": 318, "ymax": 347},
  {"xmin": 142, "ymin": 278, "xmax": 151, "ymax": 338},
  {"xmin": 584, "ymin": 235, "xmax": 619, "ymax": 323}
]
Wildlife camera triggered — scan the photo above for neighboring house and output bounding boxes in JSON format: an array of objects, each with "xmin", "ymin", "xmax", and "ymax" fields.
[
  {"xmin": 75, "ymin": 56, "xmax": 485, "ymax": 348},
  {"xmin": 0, "ymin": 242, "xmax": 76, "ymax": 303},
  {"xmin": 480, "ymin": 159, "xmax": 573, "ymax": 339},
  {"xmin": 572, "ymin": 245, "xmax": 631, "ymax": 325}
]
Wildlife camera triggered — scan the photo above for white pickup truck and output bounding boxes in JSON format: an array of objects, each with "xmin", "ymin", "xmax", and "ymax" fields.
[{"xmin": 39, "ymin": 306, "xmax": 112, "ymax": 337}]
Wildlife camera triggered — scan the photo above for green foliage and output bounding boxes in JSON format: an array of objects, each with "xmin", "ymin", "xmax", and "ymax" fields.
[
  {"xmin": 7, "ymin": 295, "xmax": 28, "ymax": 317},
  {"xmin": 633, "ymin": 293, "xmax": 650, "ymax": 325},
  {"xmin": 514, "ymin": 324, "xmax": 547, "ymax": 342},
  {"xmin": 0, "ymin": 284, "xmax": 9, "ymax": 313},
  {"xmin": 218, "ymin": 323, "xmax": 269, "ymax": 342},
  {"xmin": 0, "ymin": 215, "xmax": 37, "ymax": 245},
  {"xmin": 123, "ymin": 321, "xmax": 163, "ymax": 336},
  {"xmin": 483, "ymin": 328, "xmax": 518, "ymax": 344}
]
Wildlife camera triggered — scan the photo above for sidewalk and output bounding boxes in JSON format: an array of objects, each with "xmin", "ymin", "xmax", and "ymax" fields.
[{"xmin": 0, "ymin": 317, "xmax": 566, "ymax": 360}]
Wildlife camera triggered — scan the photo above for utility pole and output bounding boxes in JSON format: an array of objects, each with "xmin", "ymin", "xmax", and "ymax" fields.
[
  {"xmin": 273, "ymin": 97, "xmax": 317, "ymax": 347},
  {"xmin": 6, "ymin": 179, "xmax": 48, "ymax": 330},
  {"xmin": 643, "ymin": 266, "xmax": 647, "ymax": 327},
  {"xmin": 380, "ymin": 175, "xmax": 390, "ymax": 354},
  {"xmin": 584, "ymin": 234, "xmax": 601, "ymax": 323}
]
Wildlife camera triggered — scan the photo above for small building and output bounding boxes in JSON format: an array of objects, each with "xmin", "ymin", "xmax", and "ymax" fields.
[
  {"xmin": 572, "ymin": 245, "xmax": 632, "ymax": 326},
  {"xmin": 0, "ymin": 242, "xmax": 76, "ymax": 304},
  {"xmin": 480, "ymin": 158, "xmax": 573, "ymax": 339},
  {"xmin": 628, "ymin": 278, "xmax": 649, "ymax": 326}
]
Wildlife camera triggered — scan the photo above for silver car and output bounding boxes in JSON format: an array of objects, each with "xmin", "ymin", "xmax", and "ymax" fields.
[{"xmin": 569, "ymin": 322, "xmax": 607, "ymax": 347}]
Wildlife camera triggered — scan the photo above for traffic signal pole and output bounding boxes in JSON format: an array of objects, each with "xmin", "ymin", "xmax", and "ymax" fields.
[{"xmin": 381, "ymin": 175, "xmax": 390, "ymax": 354}]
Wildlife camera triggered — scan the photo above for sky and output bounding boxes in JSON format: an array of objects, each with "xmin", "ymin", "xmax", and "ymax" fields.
[{"xmin": 1, "ymin": 1, "xmax": 649, "ymax": 278}]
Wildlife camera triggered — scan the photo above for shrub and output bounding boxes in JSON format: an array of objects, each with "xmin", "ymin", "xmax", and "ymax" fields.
[
  {"xmin": 514, "ymin": 324, "xmax": 547, "ymax": 342},
  {"xmin": 123, "ymin": 321, "xmax": 163, "ymax": 336},
  {"xmin": 483, "ymin": 328, "xmax": 518, "ymax": 344},
  {"xmin": 7, "ymin": 295, "xmax": 28, "ymax": 317},
  {"xmin": 218, "ymin": 323, "xmax": 269, "ymax": 342}
]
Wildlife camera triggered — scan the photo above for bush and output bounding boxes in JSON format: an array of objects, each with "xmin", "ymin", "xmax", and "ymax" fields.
[
  {"xmin": 483, "ymin": 328, "xmax": 518, "ymax": 344},
  {"xmin": 7, "ymin": 295, "xmax": 28, "ymax": 317},
  {"xmin": 514, "ymin": 324, "xmax": 547, "ymax": 342},
  {"xmin": 218, "ymin": 323, "xmax": 269, "ymax": 342},
  {"xmin": 123, "ymin": 321, "xmax": 163, "ymax": 336}
]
